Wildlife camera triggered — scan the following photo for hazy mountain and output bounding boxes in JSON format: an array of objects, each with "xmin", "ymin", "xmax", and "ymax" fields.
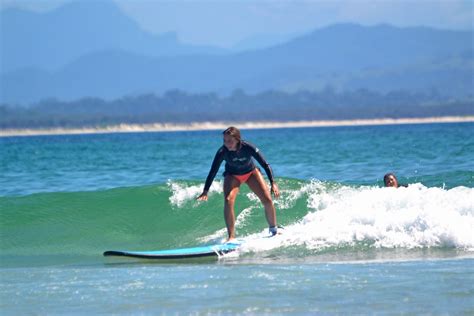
[
  {"xmin": 1, "ymin": 1, "xmax": 472, "ymax": 105},
  {"xmin": 230, "ymin": 31, "xmax": 303, "ymax": 52},
  {"xmin": 0, "ymin": 0, "xmax": 226, "ymax": 73}
]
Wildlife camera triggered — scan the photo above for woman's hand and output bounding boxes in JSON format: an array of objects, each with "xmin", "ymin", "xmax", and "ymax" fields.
[
  {"xmin": 196, "ymin": 191, "xmax": 208, "ymax": 201},
  {"xmin": 271, "ymin": 183, "xmax": 280, "ymax": 198}
]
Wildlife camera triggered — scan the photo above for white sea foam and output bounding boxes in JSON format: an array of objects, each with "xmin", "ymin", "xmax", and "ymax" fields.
[
  {"xmin": 168, "ymin": 180, "xmax": 222, "ymax": 208},
  {"xmin": 170, "ymin": 179, "xmax": 474, "ymax": 252},
  {"xmin": 168, "ymin": 179, "xmax": 260, "ymax": 242},
  {"xmin": 240, "ymin": 183, "xmax": 474, "ymax": 253}
]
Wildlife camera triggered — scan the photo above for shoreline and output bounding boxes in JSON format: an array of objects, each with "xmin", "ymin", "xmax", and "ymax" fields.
[{"xmin": 1, "ymin": 116, "xmax": 473, "ymax": 137}]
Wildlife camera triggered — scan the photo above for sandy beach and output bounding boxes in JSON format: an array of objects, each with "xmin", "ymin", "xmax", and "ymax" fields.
[{"xmin": 1, "ymin": 116, "xmax": 473, "ymax": 137}]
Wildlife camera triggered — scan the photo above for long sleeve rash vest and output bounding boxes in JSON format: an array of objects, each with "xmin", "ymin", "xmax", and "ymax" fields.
[{"xmin": 203, "ymin": 141, "xmax": 275, "ymax": 191}]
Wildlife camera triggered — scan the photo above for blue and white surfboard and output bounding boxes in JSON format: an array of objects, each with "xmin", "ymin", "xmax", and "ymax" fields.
[{"xmin": 103, "ymin": 242, "xmax": 242, "ymax": 259}]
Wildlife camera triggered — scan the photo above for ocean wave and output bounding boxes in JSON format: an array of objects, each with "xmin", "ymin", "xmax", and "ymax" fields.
[
  {"xmin": 1, "ymin": 180, "xmax": 472, "ymax": 266},
  {"xmin": 237, "ymin": 182, "xmax": 474, "ymax": 254},
  {"xmin": 167, "ymin": 180, "xmax": 223, "ymax": 208}
]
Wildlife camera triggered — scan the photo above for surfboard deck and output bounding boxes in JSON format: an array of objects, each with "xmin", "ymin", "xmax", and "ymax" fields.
[{"xmin": 103, "ymin": 242, "xmax": 241, "ymax": 259}]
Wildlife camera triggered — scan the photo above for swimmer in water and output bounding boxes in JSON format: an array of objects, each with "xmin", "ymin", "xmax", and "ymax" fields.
[{"xmin": 384, "ymin": 173, "xmax": 407, "ymax": 188}]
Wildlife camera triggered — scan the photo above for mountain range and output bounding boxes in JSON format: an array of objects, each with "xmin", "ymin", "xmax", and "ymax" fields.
[{"xmin": 1, "ymin": 0, "xmax": 473, "ymax": 105}]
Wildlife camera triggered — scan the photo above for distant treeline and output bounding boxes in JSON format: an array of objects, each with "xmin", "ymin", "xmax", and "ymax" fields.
[{"xmin": 1, "ymin": 89, "xmax": 473, "ymax": 129}]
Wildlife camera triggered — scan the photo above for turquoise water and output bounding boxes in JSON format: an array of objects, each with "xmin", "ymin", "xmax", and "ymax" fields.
[
  {"xmin": 1, "ymin": 122, "xmax": 473, "ymax": 314},
  {"xmin": 2, "ymin": 260, "xmax": 473, "ymax": 314}
]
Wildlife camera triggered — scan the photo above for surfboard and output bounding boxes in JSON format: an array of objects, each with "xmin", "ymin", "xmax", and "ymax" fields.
[{"xmin": 103, "ymin": 241, "xmax": 242, "ymax": 259}]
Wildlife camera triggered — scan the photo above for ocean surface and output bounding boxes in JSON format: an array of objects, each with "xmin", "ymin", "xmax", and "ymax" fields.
[{"xmin": 1, "ymin": 122, "xmax": 473, "ymax": 314}]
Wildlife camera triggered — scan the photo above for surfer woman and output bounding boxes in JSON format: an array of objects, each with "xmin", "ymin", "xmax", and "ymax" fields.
[{"xmin": 197, "ymin": 126, "xmax": 280, "ymax": 241}]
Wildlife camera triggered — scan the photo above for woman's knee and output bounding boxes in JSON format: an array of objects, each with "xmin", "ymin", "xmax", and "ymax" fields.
[
  {"xmin": 224, "ymin": 192, "xmax": 238, "ymax": 204},
  {"xmin": 259, "ymin": 193, "xmax": 273, "ymax": 205}
]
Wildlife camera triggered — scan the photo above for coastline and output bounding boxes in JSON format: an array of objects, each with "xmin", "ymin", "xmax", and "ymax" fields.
[{"xmin": 1, "ymin": 116, "xmax": 473, "ymax": 137}]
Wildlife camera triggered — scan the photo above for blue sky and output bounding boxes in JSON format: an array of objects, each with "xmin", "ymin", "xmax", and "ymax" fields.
[{"xmin": 2, "ymin": 0, "xmax": 473, "ymax": 48}]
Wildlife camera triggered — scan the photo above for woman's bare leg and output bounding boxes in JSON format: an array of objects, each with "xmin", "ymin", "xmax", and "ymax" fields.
[
  {"xmin": 246, "ymin": 169, "xmax": 277, "ymax": 228},
  {"xmin": 223, "ymin": 175, "xmax": 241, "ymax": 240}
]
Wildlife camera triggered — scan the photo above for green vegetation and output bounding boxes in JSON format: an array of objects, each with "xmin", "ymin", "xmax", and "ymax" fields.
[{"xmin": 1, "ymin": 89, "xmax": 472, "ymax": 129}]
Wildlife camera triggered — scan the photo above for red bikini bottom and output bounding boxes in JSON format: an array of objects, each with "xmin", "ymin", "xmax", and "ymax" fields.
[{"xmin": 232, "ymin": 169, "xmax": 257, "ymax": 184}]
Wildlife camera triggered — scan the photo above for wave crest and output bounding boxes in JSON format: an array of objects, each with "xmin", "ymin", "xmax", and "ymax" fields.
[{"xmin": 238, "ymin": 183, "xmax": 474, "ymax": 253}]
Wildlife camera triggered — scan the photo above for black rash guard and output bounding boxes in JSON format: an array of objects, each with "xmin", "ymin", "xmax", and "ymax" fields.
[{"xmin": 203, "ymin": 140, "xmax": 275, "ymax": 191}]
